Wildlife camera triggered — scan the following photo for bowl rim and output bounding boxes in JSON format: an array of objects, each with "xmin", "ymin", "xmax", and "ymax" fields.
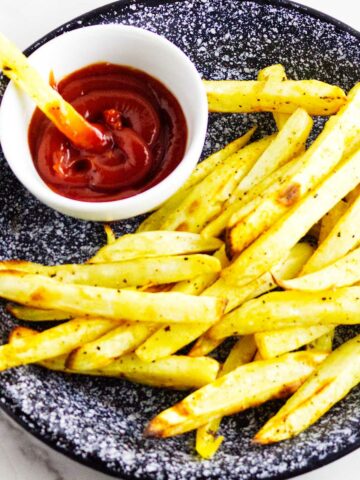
[
  {"xmin": 0, "ymin": 0, "xmax": 359, "ymax": 479},
  {"xmin": 0, "ymin": 23, "xmax": 208, "ymax": 221}
]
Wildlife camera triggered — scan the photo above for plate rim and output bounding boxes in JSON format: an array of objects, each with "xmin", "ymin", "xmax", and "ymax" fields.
[{"xmin": 0, "ymin": 0, "xmax": 359, "ymax": 478}]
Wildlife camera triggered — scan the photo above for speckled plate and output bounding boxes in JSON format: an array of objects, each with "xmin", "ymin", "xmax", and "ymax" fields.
[{"xmin": 0, "ymin": 0, "xmax": 359, "ymax": 479}]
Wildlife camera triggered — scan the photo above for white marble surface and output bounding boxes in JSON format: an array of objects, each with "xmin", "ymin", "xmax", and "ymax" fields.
[{"xmin": 0, "ymin": 1, "xmax": 359, "ymax": 479}]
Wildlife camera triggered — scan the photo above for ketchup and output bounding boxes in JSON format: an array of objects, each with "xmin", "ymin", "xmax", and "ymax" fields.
[{"xmin": 28, "ymin": 63, "xmax": 188, "ymax": 202}]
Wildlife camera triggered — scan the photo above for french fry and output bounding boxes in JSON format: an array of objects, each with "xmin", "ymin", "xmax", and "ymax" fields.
[
  {"xmin": 221, "ymin": 335, "xmax": 257, "ymax": 374},
  {"xmin": 318, "ymin": 200, "xmax": 348, "ymax": 244},
  {"xmin": 137, "ymin": 187, "xmax": 193, "ymax": 234},
  {"xmin": 135, "ymin": 323, "xmax": 210, "ymax": 363},
  {"xmin": 226, "ymin": 84, "xmax": 360, "ymax": 259},
  {"xmin": 195, "ymin": 418, "xmax": 224, "ymax": 460},
  {"xmin": 8, "ymin": 328, "xmax": 220, "ymax": 390},
  {"xmin": 202, "ymin": 155, "xmax": 299, "ymax": 238},
  {"xmin": 66, "ymin": 323, "xmax": 157, "ymax": 370},
  {"xmin": 257, "ymin": 64, "xmax": 287, "ymax": 83},
  {"xmin": 232, "ymin": 108, "xmax": 312, "ymax": 195},
  {"xmin": 205, "ymin": 242, "xmax": 313, "ymax": 314},
  {"xmin": 223, "ymin": 146, "xmax": 360, "ymax": 287},
  {"xmin": 158, "ymin": 135, "xmax": 275, "ymax": 232},
  {"xmin": 188, "ymin": 336, "xmax": 224, "ymax": 357},
  {"xmin": 204, "ymin": 79, "xmax": 346, "ymax": 115},
  {"xmin": 306, "ymin": 329, "xmax": 335, "ymax": 353},
  {"xmin": 138, "ymin": 243, "xmax": 311, "ymax": 363},
  {"xmin": 171, "ymin": 246, "xmax": 229, "ymax": 295},
  {"xmin": 137, "ymin": 128, "xmax": 256, "ymax": 232},
  {"xmin": 145, "ymin": 351, "xmax": 327, "ymax": 437},
  {"xmin": 209, "ymin": 287, "xmax": 360, "ymax": 340},
  {"xmin": 6, "ymin": 304, "xmax": 71, "ymax": 321},
  {"xmin": 225, "ymin": 153, "xmax": 305, "ymax": 256},
  {"xmin": 301, "ymin": 194, "xmax": 360, "ymax": 274},
  {"xmin": 290, "ymin": 193, "xmax": 358, "ymax": 356},
  {"xmin": 0, "ymin": 270, "xmax": 226, "ymax": 324},
  {"xmin": 89, "ymin": 231, "xmax": 222, "ymax": 263},
  {"xmin": 98, "ymin": 354, "xmax": 220, "ymax": 390},
  {"xmin": 135, "ymin": 247, "xmax": 229, "ymax": 363},
  {"xmin": 0, "ymin": 255, "xmax": 221, "ymax": 289},
  {"xmin": 45, "ymin": 355, "xmax": 219, "ymax": 390},
  {"xmin": 170, "ymin": 275, "xmax": 217, "ymax": 296},
  {"xmin": 278, "ymin": 245, "xmax": 360, "ymax": 291},
  {"xmin": 182, "ymin": 128, "xmax": 256, "ymax": 189},
  {"xmin": 0, "ymin": 318, "xmax": 119, "ymax": 371},
  {"xmin": 257, "ymin": 64, "xmax": 289, "ymax": 129},
  {"xmin": 0, "ymin": 33, "xmax": 108, "ymax": 151},
  {"xmin": 235, "ymin": 179, "xmax": 347, "ymax": 355},
  {"xmin": 254, "ymin": 334, "xmax": 360, "ymax": 443},
  {"xmin": 202, "ymin": 107, "xmax": 311, "ymax": 242},
  {"xmin": 104, "ymin": 224, "xmax": 116, "ymax": 245},
  {"xmin": 8, "ymin": 326, "xmax": 38, "ymax": 346},
  {"xmin": 195, "ymin": 335, "xmax": 257, "ymax": 458},
  {"xmin": 255, "ymin": 325, "xmax": 335, "ymax": 359},
  {"xmin": 191, "ymin": 242, "xmax": 313, "ymax": 353}
]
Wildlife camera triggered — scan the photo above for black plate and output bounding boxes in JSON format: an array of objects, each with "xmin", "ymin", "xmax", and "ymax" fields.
[{"xmin": 0, "ymin": 1, "xmax": 359, "ymax": 479}]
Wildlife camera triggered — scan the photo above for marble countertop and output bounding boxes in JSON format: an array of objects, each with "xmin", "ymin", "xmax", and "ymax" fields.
[{"xmin": 0, "ymin": 1, "xmax": 359, "ymax": 479}]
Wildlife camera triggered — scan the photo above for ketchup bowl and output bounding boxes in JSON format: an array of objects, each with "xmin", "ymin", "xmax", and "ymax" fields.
[{"xmin": 0, "ymin": 25, "xmax": 208, "ymax": 221}]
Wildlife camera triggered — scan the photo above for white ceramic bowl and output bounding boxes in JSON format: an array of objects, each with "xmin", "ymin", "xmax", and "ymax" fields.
[{"xmin": 0, "ymin": 25, "xmax": 208, "ymax": 221}]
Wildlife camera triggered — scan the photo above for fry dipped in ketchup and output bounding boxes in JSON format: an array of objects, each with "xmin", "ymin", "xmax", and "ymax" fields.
[
  {"xmin": 0, "ymin": 33, "xmax": 187, "ymax": 202},
  {"xmin": 29, "ymin": 63, "xmax": 187, "ymax": 202}
]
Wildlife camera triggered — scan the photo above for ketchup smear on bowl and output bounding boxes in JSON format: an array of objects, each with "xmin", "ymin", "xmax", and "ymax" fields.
[{"xmin": 28, "ymin": 63, "xmax": 188, "ymax": 202}]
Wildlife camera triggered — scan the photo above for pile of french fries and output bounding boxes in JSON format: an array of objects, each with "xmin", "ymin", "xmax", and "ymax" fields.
[{"xmin": 1, "ymin": 62, "xmax": 360, "ymax": 459}]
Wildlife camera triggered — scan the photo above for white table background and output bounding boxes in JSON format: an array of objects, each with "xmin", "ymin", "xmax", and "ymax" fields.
[{"xmin": 0, "ymin": 1, "xmax": 359, "ymax": 479}]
